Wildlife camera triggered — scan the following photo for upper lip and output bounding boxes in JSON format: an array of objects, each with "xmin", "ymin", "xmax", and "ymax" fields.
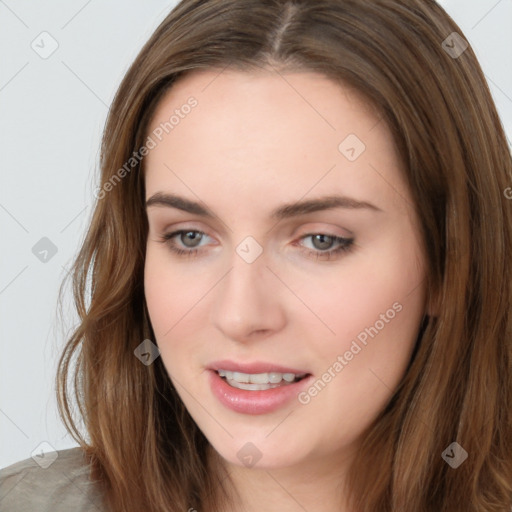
[{"xmin": 208, "ymin": 359, "xmax": 310, "ymax": 375}]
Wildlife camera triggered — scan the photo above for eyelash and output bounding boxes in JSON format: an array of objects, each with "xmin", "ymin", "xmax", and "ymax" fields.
[{"xmin": 158, "ymin": 230, "xmax": 355, "ymax": 261}]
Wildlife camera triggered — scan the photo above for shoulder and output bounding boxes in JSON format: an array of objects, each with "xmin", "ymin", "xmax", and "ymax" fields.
[{"xmin": 0, "ymin": 447, "xmax": 106, "ymax": 512}]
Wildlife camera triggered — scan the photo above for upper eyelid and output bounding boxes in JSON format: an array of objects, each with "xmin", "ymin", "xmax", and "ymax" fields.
[
  {"xmin": 158, "ymin": 219, "xmax": 353, "ymax": 237},
  {"xmin": 147, "ymin": 208, "xmax": 354, "ymax": 238}
]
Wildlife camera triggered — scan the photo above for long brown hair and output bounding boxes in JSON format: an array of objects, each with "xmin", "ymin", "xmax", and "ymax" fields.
[{"xmin": 56, "ymin": 0, "xmax": 512, "ymax": 510}]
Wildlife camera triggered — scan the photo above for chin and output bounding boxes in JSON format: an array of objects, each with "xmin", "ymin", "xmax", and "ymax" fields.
[{"xmin": 208, "ymin": 435, "xmax": 310, "ymax": 471}]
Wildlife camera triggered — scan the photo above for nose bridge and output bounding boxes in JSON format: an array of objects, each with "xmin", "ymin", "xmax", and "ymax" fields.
[{"xmin": 211, "ymin": 241, "xmax": 286, "ymax": 339}]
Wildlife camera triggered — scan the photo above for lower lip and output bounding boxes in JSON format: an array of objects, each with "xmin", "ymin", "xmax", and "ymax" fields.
[{"xmin": 208, "ymin": 370, "xmax": 313, "ymax": 415}]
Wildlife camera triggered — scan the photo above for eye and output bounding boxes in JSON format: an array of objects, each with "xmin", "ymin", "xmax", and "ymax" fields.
[
  {"xmin": 159, "ymin": 229, "xmax": 212, "ymax": 258},
  {"xmin": 296, "ymin": 233, "xmax": 354, "ymax": 261},
  {"xmin": 158, "ymin": 229, "xmax": 355, "ymax": 261},
  {"xmin": 174, "ymin": 230, "xmax": 204, "ymax": 248}
]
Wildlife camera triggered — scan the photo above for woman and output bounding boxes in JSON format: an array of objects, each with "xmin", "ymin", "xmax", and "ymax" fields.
[{"xmin": 1, "ymin": 0, "xmax": 511, "ymax": 511}]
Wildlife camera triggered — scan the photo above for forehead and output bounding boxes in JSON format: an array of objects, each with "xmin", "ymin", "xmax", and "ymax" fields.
[
  {"xmin": 148, "ymin": 68, "xmax": 380, "ymax": 139},
  {"xmin": 143, "ymin": 68, "xmax": 408, "ymax": 214}
]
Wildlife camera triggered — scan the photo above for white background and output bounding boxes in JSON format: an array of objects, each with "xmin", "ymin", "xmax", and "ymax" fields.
[{"xmin": 1, "ymin": 0, "xmax": 511, "ymax": 469}]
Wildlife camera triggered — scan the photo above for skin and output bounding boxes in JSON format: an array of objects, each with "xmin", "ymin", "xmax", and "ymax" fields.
[{"xmin": 144, "ymin": 68, "xmax": 428, "ymax": 512}]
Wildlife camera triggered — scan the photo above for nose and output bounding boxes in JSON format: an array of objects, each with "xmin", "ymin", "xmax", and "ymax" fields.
[{"xmin": 211, "ymin": 248, "xmax": 287, "ymax": 342}]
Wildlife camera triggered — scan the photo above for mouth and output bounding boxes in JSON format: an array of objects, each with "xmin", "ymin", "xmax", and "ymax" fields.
[
  {"xmin": 215, "ymin": 369, "xmax": 310, "ymax": 391},
  {"xmin": 208, "ymin": 365, "xmax": 314, "ymax": 414}
]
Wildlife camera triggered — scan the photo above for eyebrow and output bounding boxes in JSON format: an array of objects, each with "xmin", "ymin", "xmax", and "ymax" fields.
[{"xmin": 145, "ymin": 192, "xmax": 382, "ymax": 219}]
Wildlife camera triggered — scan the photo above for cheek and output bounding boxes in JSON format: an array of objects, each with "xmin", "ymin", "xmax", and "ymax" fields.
[
  {"xmin": 293, "ymin": 247, "xmax": 425, "ymax": 443},
  {"xmin": 144, "ymin": 246, "xmax": 207, "ymax": 338},
  {"xmin": 144, "ymin": 248, "xmax": 177, "ymax": 337},
  {"xmin": 144, "ymin": 246, "xmax": 216, "ymax": 376},
  {"xmin": 297, "ymin": 235, "xmax": 425, "ymax": 368}
]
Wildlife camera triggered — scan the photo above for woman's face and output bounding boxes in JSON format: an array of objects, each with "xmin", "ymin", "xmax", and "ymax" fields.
[{"xmin": 144, "ymin": 69, "xmax": 427, "ymax": 471}]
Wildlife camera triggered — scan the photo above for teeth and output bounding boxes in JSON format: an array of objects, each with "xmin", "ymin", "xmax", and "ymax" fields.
[
  {"xmin": 217, "ymin": 369, "xmax": 306, "ymax": 385},
  {"xmin": 268, "ymin": 372, "xmax": 282, "ymax": 384},
  {"xmin": 226, "ymin": 380, "xmax": 284, "ymax": 391}
]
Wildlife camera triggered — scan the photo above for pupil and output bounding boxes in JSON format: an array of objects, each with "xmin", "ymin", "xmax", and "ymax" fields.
[{"xmin": 312, "ymin": 234, "xmax": 333, "ymax": 250}]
